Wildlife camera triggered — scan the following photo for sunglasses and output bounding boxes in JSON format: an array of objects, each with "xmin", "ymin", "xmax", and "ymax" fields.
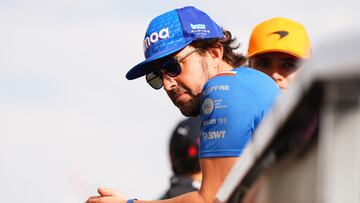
[{"xmin": 146, "ymin": 49, "xmax": 199, "ymax": 90}]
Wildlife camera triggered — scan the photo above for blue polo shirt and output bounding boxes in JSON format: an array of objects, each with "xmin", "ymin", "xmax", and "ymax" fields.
[{"xmin": 199, "ymin": 67, "xmax": 279, "ymax": 158}]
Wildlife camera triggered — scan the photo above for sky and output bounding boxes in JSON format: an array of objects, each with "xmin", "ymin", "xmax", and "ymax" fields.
[{"xmin": 0, "ymin": 0, "xmax": 359, "ymax": 202}]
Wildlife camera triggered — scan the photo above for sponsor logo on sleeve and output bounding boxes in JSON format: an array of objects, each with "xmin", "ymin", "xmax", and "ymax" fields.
[
  {"xmin": 214, "ymin": 99, "xmax": 227, "ymax": 109},
  {"xmin": 202, "ymin": 118, "xmax": 228, "ymax": 126},
  {"xmin": 202, "ymin": 131, "xmax": 226, "ymax": 140},
  {"xmin": 202, "ymin": 98, "xmax": 214, "ymax": 115},
  {"xmin": 203, "ymin": 119, "xmax": 216, "ymax": 126},
  {"xmin": 217, "ymin": 118, "xmax": 228, "ymax": 125},
  {"xmin": 203, "ymin": 85, "xmax": 230, "ymax": 96}
]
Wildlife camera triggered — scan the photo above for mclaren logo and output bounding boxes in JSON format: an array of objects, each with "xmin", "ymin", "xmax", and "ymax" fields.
[{"xmin": 268, "ymin": 31, "xmax": 289, "ymax": 40}]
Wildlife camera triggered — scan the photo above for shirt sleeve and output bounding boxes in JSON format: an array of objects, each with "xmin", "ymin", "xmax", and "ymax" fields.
[{"xmin": 199, "ymin": 74, "xmax": 261, "ymax": 158}]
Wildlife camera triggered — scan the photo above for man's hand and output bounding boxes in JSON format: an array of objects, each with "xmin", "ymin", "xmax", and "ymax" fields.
[{"xmin": 86, "ymin": 187, "xmax": 127, "ymax": 203}]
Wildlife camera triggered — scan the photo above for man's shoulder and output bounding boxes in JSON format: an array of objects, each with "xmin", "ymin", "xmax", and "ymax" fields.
[
  {"xmin": 202, "ymin": 67, "xmax": 276, "ymax": 96},
  {"xmin": 203, "ymin": 68, "xmax": 242, "ymax": 90},
  {"xmin": 206, "ymin": 67, "xmax": 268, "ymax": 83}
]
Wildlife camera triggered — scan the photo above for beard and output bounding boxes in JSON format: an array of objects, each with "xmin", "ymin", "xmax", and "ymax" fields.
[
  {"xmin": 167, "ymin": 86, "xmax": 201, "ymax": 117},
  {"xmin": 168, "ymin": 59, "xmax": 210, "ymax": 117},
  {"xmin": 178, "ymin": 93, "xmax": 201, "ymax": 117}
]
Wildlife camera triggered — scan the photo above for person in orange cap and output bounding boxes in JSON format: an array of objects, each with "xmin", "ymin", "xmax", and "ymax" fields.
[{"xmin": 248, "ymin": 17, "xmax": 311, "ymax": 91}]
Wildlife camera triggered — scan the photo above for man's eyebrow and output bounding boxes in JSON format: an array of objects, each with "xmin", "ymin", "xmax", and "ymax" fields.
[
  {"xmin": 255, "ymin": 57, "xmax": 270, "ymax": 61},
  {"xmin": 280, "ymin": 58, "xmax": 298, "ymax": 62}
]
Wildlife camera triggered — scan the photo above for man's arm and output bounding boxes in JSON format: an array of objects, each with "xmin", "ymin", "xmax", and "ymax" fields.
[
  {"xmin": 86, "ymin": 157, "xmax": 238, "ymax": 203},
  {"xmin": 199, "ymin": 157, "xmax": 238, "ymax": 203}
]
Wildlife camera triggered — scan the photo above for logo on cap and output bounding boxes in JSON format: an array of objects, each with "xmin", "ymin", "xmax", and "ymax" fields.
[
  {"xmin": 190, "ymin": 23, "xmax": 206, "ymax": 30},
  {"xmin": 268, "ymin": 31, "xmax": 289, "ymax": 40},
  {"xmin": 143, "ymin": 28, "xmax": 170, "ymax": 52}
]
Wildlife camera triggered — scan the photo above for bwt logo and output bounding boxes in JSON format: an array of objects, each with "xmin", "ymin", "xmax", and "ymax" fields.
[
  {"xmin": 190, "ymin": 23, "xmax": 206, "ymax": 30},
  {"xmin": 143, "ymin": 28, "xmax": 170, "ymax": 51},
  {"xmin": 202, "ymin": 131, "xmax": 226, "ymax": 140}
]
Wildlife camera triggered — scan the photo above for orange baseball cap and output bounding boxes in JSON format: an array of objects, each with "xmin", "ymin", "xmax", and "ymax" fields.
[{"xmin": 248, "ymin": 17, "xmax": 311, "ymax": 59}]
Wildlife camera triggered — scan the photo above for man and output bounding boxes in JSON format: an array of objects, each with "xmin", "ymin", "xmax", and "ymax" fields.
[
  {"xmin": 86, "ymin": 6, "xmax": 279, "ymax": 203},
  {"xmin": 160, "ymin": 117, "xmax": 201, "ymax": 199},
  {"xmin": 247, "ymin": 17, "xmax": 311, "ymax": 91}
]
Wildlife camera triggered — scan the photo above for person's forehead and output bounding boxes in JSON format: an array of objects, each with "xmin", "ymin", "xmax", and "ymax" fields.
[{"xmin": 254, "ymin": 52, "xmax": 300, "ymax": 60}]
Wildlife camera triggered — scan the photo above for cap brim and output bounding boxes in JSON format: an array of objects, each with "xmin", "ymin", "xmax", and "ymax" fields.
[{"xmin": 126, "ymin": 41, "xmax": 193, "ymax": 80}]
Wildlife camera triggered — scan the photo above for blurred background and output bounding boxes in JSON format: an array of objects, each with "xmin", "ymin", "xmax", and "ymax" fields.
[{"xmin": 0, "ymin": 0, "xmax": 359, "ymax": 202}]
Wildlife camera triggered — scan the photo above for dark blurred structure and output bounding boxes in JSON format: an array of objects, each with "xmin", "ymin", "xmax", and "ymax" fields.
[{"xmin": 161, "ymin": 117, "xmax": 202, "ymax": 199}]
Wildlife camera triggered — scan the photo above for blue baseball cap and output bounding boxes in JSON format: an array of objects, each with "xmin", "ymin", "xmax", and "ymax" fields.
[{"xmin": 126, "ymin": 6, "xmax": 224, "ymax": 80}]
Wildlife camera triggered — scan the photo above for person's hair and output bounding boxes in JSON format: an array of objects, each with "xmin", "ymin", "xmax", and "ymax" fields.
[{"xmin": 191, "ymin": 29, "xmax": 246, "ymax": 68}]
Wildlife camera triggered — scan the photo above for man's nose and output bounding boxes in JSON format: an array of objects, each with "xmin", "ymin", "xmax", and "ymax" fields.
[
  {"xmin": 162, "ymin": 73, "xmax": 177, "ymax": 91},
  {"xmin": 271, "ymin": 70, "xmax": 284, "ymax": 82}
]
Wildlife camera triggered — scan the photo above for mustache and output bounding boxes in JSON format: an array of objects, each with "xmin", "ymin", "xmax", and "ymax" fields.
[{"xmin": 167, "ymin": 87, "xmax": 189, "ymax": 100}]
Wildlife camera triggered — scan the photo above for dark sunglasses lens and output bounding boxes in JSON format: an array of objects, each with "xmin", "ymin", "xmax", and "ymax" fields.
[
  {"xmin": 146, "ymin": 71, "xmax": 158, "ymax": 81},
  {"xmin": 146, "ymin": 72, "xmax": 163, "ymax": 90},
  {"xmin": 162, "ymin": 58, "xmax": 181, "ymax": 77}
]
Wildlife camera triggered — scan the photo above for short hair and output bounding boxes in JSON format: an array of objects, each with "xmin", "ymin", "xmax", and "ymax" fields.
[{"xmin": 191, "ymin": 29, "xmax": 246, "ymax": 68}]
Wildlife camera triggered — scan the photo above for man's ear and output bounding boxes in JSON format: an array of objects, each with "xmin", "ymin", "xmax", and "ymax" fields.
[
  {"xmin": 208, "ymin": 45, "xmax": 223, "ymax": 59},
  {"xmin": 207, "ymin": 45, "xmax": 223, "ymax": 68}
]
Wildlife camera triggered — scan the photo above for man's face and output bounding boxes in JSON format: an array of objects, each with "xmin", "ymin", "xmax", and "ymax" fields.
[
  {"xmin": 249, "ymin": 52, "xmax": 302, "ymax": 91},
  {"xmin": 154, "ymin": 46, "xmax": 209, "ymax": 116}
]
